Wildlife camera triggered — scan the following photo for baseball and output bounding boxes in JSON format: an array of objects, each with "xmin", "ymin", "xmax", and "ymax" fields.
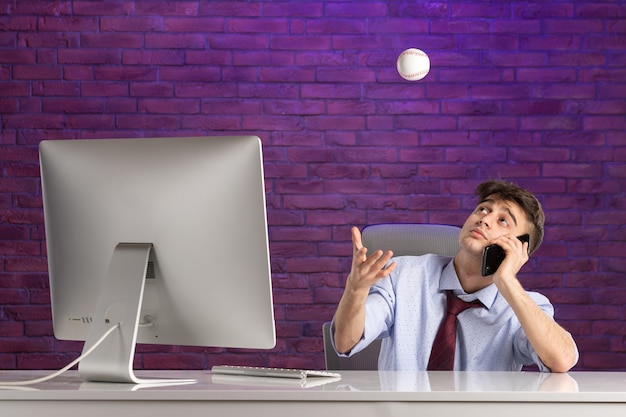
[{"xmin": 396, "ymin": 48, "xmax": 430, "ymax": 81}]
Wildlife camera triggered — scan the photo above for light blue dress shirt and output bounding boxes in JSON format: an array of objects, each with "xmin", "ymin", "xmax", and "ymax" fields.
[{"xmin": 339, "ymin": 254, "xmax": 561, "ymax": 372}]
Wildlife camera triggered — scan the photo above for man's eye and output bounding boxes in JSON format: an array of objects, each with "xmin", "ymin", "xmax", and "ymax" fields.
[
  {"xmin": 479, "ymin": 207, "xmax": 488, "ymax": 214},
  {"xmin": 499, "ymin": 219, "xmax": 508, "ymax": 226}
]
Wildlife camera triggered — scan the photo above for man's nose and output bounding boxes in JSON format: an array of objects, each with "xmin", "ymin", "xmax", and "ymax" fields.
[{"xmin": 479, "ymin": 214, "xmax": 493, "ymax": 228}]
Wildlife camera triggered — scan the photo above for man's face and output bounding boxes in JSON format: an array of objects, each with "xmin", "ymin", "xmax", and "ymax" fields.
[{"xmin": 459, "ymin": 194, "xmax": 530, "ymax": 255}]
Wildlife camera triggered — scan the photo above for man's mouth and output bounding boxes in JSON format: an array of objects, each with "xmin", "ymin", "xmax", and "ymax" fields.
[{"xmin": 471, "ymin": 228, "xmax": 487, "ymax": 240}]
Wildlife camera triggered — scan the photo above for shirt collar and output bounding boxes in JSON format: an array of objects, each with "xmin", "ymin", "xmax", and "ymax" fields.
[{"xmin": 439, "ymin": 259, "xmax": 498, "ymax": 309}]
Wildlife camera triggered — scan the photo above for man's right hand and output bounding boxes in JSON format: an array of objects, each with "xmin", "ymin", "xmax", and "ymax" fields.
[
  {"xmin": 332, "ymin": 227, "xmax": 396, "ymax": 353},
  {"xmin": 346, "ymin": 226, "xmax": 396, "ymax": 293}
]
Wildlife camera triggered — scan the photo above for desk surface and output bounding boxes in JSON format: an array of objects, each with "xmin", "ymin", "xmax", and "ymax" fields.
[
  {"xmin": 1, "ymin": 370, "xmax": 625, "ymax": 417},
  {"xmin": 1, "ymin": 369, "xmax": 625, "ymax": 399}
]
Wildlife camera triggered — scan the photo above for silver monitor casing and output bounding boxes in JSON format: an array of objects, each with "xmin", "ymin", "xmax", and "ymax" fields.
[{"xmin": 39, "ymin": 136, "xmax": 276, "ymax": 383}]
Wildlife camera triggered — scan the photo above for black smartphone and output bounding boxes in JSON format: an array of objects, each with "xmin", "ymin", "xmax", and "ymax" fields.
[{"xmin": 481, "ymin": 234, "xmax": 530, "ymax": 277}]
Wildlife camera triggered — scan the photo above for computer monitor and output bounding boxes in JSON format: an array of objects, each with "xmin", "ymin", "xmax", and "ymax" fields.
[{"xmin": 39, "ymin": 135, "xmax": 276, "ymax": 384}]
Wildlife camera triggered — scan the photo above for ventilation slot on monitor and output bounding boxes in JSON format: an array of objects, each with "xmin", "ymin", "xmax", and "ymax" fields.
[{"xmin": 146, "ymin": 261, "xmax": 156, "ymax": 280}]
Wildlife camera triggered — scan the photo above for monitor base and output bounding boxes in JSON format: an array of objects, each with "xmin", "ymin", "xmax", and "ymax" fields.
[{"xmin": 78, "ymin": 243, "xmax": 195, "ymax": 385}]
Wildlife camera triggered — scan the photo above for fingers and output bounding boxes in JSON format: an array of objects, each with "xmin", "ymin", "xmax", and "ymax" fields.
[
  {"xmin": 351, "ymin": 226, "xmax": 363, "ymax": 251},
  {"xmin": 351, "ymin": 227, "xmax": 368, "ymax": 264},
  {"xmin": 367, "ymin": 249, "xmax": 394, "ymax": 272},
  {"xmin": 359, "ymin": 248, "xmax": 396, "ymax": 282},
  {"xmin": 491, "ymin": 234, "xmax": 528, "ymax": 278},
  {"xmin": 501, "ymin": 235, "xmax": 529, "ymax": 260},
  {"xmin": 348, "ymin": 226, "xmax": 396, "ymax": 287}
]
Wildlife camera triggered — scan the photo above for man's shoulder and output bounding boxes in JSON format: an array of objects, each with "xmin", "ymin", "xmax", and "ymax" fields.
[
  {"xmin": 525, "ymin": 290, "xmax": 552, "ymax": 307},
  {"xmin": 493, "ymin": 288, "xmax": 553, "ymax": 314},
  {"xmin": 390, "ymin": 254, "xmax": 453, "ymax": 280}
]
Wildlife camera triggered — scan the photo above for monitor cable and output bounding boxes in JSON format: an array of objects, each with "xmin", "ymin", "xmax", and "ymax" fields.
[{"xmin": 0, "ymin": 322, "xmax": 121, "ymax": 386}]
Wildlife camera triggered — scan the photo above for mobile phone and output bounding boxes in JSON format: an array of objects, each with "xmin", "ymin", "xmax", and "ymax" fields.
[{"xmin": 481, "ymin": 234, "xmax": 530, "ymax": 277}]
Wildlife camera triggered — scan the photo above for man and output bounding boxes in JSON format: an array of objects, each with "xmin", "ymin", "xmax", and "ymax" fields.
[{"xmin": 332, "ymin": 180, "xmax": 578, "ymax": 372}]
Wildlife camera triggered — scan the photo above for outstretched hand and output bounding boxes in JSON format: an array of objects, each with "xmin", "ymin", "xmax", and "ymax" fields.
[{"xmin": 345, "ymin": 226, "xmax": 397, "ymax": 293}]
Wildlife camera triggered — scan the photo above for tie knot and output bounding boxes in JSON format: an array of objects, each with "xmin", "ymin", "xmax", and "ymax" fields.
[{"xmin": 446, "ymin": 290, "xmax": 482, "ymax": 316}]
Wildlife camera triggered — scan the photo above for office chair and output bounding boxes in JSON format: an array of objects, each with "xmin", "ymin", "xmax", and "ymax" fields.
[{"xmin": 323, "ymin": 223, "xmax": 461, "ymax": 371}]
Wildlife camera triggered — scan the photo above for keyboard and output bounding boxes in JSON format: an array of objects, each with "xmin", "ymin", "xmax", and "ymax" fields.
[{"xmin": 211, "ymin": 365, "xmax": 341, "ymax": 380}]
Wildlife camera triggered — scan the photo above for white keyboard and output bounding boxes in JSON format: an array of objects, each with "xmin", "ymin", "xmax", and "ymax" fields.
[{"xmin": 211, "ymin": 365, "xmax": 341, "ymax": 380}]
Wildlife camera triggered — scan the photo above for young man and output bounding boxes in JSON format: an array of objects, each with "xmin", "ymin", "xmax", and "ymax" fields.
[{"xmin": 332, "ymin": 180, "xmax": 578, "ymax": 372}]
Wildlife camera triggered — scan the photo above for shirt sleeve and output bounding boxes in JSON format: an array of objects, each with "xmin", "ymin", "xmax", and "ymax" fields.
[{"xmin": 334, "ymin": 274, "xmax": 396, "ymax": 357}]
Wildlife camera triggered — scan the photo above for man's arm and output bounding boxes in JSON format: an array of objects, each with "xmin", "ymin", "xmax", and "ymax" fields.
[
  {"xmin": 332, "ymin": 227, "xmax": 396, "ymax": 354},
  {"xmin": 493, "ymin": 236, "xmax": 578, "ymax": 373},
  {"xmin": 497, "ymin": 277, "xmax": 578, "ymax": 372}
]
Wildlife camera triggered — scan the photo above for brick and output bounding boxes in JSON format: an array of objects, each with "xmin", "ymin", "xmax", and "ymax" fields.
[
  {"xmin": 100, "ymin": 17, "xmax": 164, "ymax": 32},
  {"xmin": 95, "ymin": 66, "xmax": 158, "ymax": 81},
  {"xmin": 263, "ymin": 2, "xmax": 323, "ymax": 18},
  {"xmin": 81, "ymin": 82, "xmax": 133, "ymax": 97},
  {"xmin": 65, "ymin": 114, "xmax": 116, "ymax": 129},
  {"xmin": 518, "ymin": 68, "xmax": 578, "ymax": 83},
  {"xmin": 142, "ymin": 353, "xmax": 207, "ymax": 370},
  {"xmin": 138, "ymin": 2, "xmax": 199, "ymax": 16},
  {"xmin": 585, "ymin": 116, "xmax": 626, "ymax": 130},
  {"xmin": 324, "ymin": 3, "xmax": 385, "ymax": 17},
  {"xmin": 459, "ymin": 116, "xmax": 517, "ymax": 130},
  {"xmin": 228, "ymin": 18, "xmax": 289, "ymax": 34},
  {"xmin": 0, "ymin": 16, "xmax": 37, "ymax": 31},
  {"xmin": 396, "ymin": 115, "xmax": 456, "ymax": 130},
  {"xmin": 139, "ymin": 98, "xmax": 199, "ymax": 114},
  {"xmin": 543, "ymin": 163, "xmax": 604, "ymax": 178},
  {"xmin": 185, "ymin": 50, "xmax": 232, "ymax": 65},
  {"xmin": 42, "ymin": 97, "xmax": 105, "ymax": 113},
  {"xmin": 582, "ymin": 352, "xmax": 626, "ymax": 370},
  {"xmin": 332, "ymin": 35, "xmax": 390, "ymax": 51},
  {"xmin": 13, "ymin": 0, "xmax": 68, "ymax": 14},
  {"xmin": 13, "ymin": 65, "xmax": 62, "ymax": 80},
  {"xmin": 260, "ymin": 67, "xmax": 316, "ymax": 82},
  {"xmin": 520, "ymin": 116, "xmax": 580, "ymax": 130},
  {"xmin": 0, "ymin": 242, "xmax": 40, "ymax": 256},
  {"xmin": 145, "ymin": 33, "xmax": 207, "ymax": 49},
  {"xmin": 270, "ymin": 35, "xmax": 331, "ymax": 50},
  {"xmin": 307, "ymin": 19, "xmax": 366, "ymax": 34},
  {"xmin": 180, "ymin": 114, "xmax": 240, "ymax": 130},
  {"xmin": 116, "ymin": 114, "xmax": 179, "ymax": 130},
  {"xmin": 81, "ymin": 33, "xmax": 144, "ymax": 49},
  {"xmin": 3, "ymin": 114, "xmax": 64, "ymax": 129},
  {"xmin": 57, "ymin": 48, "xmax": 120, "ymax": 65},
  {"xmin": 210, "ymin": 33, "xmax": 268, "ymax": 50},
  {"xmin": 432, "ymin": 18, "xmax": 490, "ymax": 34},
  {"xmin": 130, "ymin": 83, "xmax": 174, "ymax": 97},
  {"xmin": 493, "ymin": 20, "xmax": 541, "ymax": 34},
  {"xmin": 32, "ymin": 81, "xmax": 80, "ymax": 97},
  {"xmin": 544, "ymin": 19, "xmax": 604, "ymax": 34},
  {"xmin": 370, "ymin": 18, "xmax": 429, "ymax": 34},
  {"xmin": 38, "ymin": 16, "xmax": 98, "ymax": 32},
  {"xmin": 18, "ymin": 33, "xmax": 80, "ymax": 48},
  {"xmin": 583, "ymin": 35, "xmax": 626, "ymax": 50}
]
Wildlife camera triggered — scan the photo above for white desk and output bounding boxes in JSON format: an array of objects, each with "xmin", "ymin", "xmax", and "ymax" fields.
[{"xmin": 1, "ymin": 370, "xmax": 625, "ymax": 417}]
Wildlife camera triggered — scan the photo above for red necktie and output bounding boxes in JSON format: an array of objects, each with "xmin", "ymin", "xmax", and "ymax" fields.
[{"xmin": 427, "ymin": 290, "xmax": 483, "ymax": 370}]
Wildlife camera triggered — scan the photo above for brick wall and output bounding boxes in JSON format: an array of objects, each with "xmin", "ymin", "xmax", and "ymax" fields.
[{"xmin": 1, "ymin": 0, "xmax": 625, "ymax": 371}]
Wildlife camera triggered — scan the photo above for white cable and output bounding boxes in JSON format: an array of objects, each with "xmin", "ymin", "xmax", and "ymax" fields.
[{"xmin": 0, "ymin": 322, "xmax": 121, "ymax": 386}]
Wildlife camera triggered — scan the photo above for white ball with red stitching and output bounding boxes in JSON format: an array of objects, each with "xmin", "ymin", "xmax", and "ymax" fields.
[{"xmin": 396, "ymin": 48, "xmax": 430, "ymax": 81}]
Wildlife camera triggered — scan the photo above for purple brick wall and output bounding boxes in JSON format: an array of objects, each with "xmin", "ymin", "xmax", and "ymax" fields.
[{"xmin": 1, "ymin": 0, "xmax": 625, "ymax": 371}]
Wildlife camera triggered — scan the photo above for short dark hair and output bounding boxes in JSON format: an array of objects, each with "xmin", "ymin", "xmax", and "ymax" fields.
[{"xmin": 475, "ymin": 180, "xmax": 545, "ymax": 255}]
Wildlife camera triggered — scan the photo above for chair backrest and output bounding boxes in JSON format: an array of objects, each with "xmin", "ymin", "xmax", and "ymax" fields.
[
  {"xmin": 323, "ymin": 321, "xmax": 381, "ymax": 370},
  {"xmin": 362, "ymin": 223, "xmax": 461, "ymax": 258},
  {"xmin": 323, "ymin": 223, "xmax": 461, "ymax": 371}
]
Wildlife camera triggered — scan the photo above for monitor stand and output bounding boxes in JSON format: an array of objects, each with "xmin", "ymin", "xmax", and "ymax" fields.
[{"xmin": 78, "ymin": 243, "xmax": 196, "ymax": 385}]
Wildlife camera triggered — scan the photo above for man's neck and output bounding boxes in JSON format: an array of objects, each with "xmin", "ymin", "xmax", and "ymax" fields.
[{"xmin": 453, "ymin": 250, "xmax": 494, "ymax": 294}]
